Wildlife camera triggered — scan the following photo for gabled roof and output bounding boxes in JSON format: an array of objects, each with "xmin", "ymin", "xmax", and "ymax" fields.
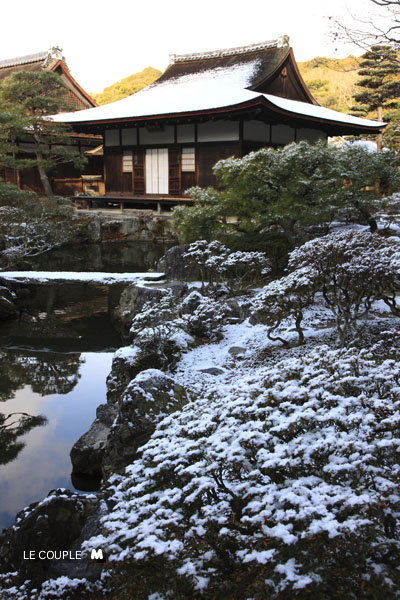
[
  {"xmin": 0, "ymin": 48, "xmax": 97, "ymax": 110},
  {"xmin": 53, "ymin": 38, "xmax": 386, "ymax": 135},
  {"xmin": 164, "ymin": 36, "xmax": 316, "ymax": 104}
]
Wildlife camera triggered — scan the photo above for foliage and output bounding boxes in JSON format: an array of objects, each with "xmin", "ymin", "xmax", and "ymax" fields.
[
  {"xmin": 252, "ymin": 229, "xmax": 400, "ymax": 347},
  {"xmin": 94, "ymin": 67, "xmax": 162, "ymax": 105},
  {"xmin": 354, "ymin": 45, "xmax": 400, "ymax": 113},
  {"xmin": 129, "ymin": 292, "xmax": 194, "ymax": 371},
  {"xmin": 176, "ymin": 143, "xmax": 400, "ymax": 251},
  {"xmin": 251, "ymin": 267, "xmax": 317, "ymax": 346},
  {"xmin": 183, "ymin": 240, "xmax": 271, "ymax": 291},
  {"xmin": 298, "ymin": 55, "xmax": 362, "ymax": 113},
  {"xmin": 0, "ymin": 181, "xmax": 75, "ymax": 267},
  {"xmin": 288, "ymin": 229, "xmax": 400, "ymax": 345},
  {"xmin": 87, "ymin": 344, "xmax": 400, "ymax": 599},
  {"xmin": 172, "ymin": 187, "xmax": 229, "ymax": 243},
  {"xmin": 179, "ymin": 291, "xmax": 228, "ymax": 339},
  {"xmin": 0, "ymin": 70, "xmax": 87, "ymax": 198}
]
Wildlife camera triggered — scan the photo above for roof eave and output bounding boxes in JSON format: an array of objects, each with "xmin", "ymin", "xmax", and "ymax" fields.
[
  {"xmin": 256, "ymin": 96, "xmax": 386, "ymax": 135},
  {"xmin": 61, "ymin": 96, "xmax": 386, "ymax": 136}
]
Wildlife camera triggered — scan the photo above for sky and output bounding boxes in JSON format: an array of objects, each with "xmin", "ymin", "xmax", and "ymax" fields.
[{"xmin": 1, "ymin": 0, "xmax": 383, "ymax": 94}]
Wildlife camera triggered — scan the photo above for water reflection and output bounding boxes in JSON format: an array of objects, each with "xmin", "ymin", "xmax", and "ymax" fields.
[
  {"xmin": 0, "ymin": 411, "xmax": 47, "ymax": 465},
  {"xmin": 0, "ymin": 350, "xmax": 83, "ymax": 401},
  {"xmin": 0, "ymin": 351, "xmax": 113, "ymax": 531}
]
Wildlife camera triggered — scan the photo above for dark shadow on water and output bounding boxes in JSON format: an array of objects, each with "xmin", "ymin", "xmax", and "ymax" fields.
[{"xmin": 0, "ymin": 313, "xmax": 123, "ymax": 354}]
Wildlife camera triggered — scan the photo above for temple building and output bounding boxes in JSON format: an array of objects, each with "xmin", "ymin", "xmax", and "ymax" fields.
[
  {"xmin": 53, "ymin": 37, "xmax": 385, "ymax": 209},
  {"xmin": 0, "ymin": 48, "xmax": 102, "ymax": 196}
]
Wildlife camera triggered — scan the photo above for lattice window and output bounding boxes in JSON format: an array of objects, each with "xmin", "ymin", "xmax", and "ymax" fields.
[
  {"xmin": 122, "ymin": 150, "xmax": 133, "ymax": 173},
  {"xmin": 181, "ymin": 147, "xmax": 195, "ymax": 172}
]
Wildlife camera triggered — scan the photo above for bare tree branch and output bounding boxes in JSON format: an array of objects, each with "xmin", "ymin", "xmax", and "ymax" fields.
[{"xmin": 330, "ymin": 0, "xmax": 400, "ymax": 63}]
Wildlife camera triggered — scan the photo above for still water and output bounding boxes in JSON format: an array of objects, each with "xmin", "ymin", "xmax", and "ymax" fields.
[{"xmin": 0, "ymin": 347, "xmax": 114, "ymax": 532}]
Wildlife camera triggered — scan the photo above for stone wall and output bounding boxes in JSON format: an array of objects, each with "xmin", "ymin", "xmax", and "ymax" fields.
[{"xmin": 81, "ymin": 211, "xmax": 178, "ymax": 244}]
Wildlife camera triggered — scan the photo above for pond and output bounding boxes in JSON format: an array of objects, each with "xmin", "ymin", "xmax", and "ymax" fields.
[
  {"xmin": 0, "ymin": 238, "xmax": 168, "ymax": 532},
  {"xmin": 0, "ymin": 315, "xmax": 122, "ymax": 532}
]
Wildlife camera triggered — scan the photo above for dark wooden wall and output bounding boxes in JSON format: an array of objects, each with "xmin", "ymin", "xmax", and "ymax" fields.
[{"xmin": 197, "ymin": 143, "xmax": 241, "ymax": 188}]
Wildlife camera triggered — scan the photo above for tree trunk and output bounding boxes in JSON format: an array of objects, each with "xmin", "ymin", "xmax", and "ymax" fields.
[
  {"xmin": 376, "ymin": 105, "xmax": 383, "ymax": 153},
  {"xmin": 32, "ymin": 131, "xmax": 54, "ymax": 199},
  {"xmin": 37, "ymin": 162, "xmax": 54, "ymax": 200}
]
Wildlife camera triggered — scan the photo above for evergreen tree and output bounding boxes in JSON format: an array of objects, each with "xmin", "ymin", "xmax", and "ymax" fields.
[
  {"xmin": 0, "ymin": 70, "xmax": 86, "ymax": 199},
  {"xmin": 353, "ymin": 45, "xmax": 400, "ymax": 149}
]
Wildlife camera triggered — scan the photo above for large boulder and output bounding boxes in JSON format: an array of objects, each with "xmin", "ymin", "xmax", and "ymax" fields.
[
  {"xmin": 102, "ymin": 369, "xmax": 188, "ymax": 476},
  {"xmin": 0, "ymin": 489, "xmax": 100, "ymax": 587},
  {"xmin": 70, "ymin": 403, "xmax": 118, "ymax": 477},
  {"xmin": 156, "ymin": 244, "xmax": 201, "ymax": 280},
  {"xmin": 106, "ymin": 345, "xmax": 144, "ymax": 404}
]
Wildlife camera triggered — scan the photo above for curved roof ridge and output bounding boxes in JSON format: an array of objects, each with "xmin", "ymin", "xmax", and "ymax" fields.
[{"xmin": 169, "ymin": 36, "xmax": 290, "ymax": 64}]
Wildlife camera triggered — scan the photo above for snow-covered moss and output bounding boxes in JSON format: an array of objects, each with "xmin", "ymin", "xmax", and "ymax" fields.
[{"xmin": 86, "ymin": 343, "xmax": 400, "ymax": 599}]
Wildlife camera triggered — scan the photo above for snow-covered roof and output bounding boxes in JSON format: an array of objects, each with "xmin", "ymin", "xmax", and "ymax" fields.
[
  {"xmin": 53, "ymin": 66, "xmax": 385, "ymax": 131},
  {"xmin": 53, "ymin": 63, "xmax": 259, "ymax": 123},
  {"xmin": 52, "ymin": 40, "xmax": 385, "ymax": 133},
  {"xmin": 262, "ymin": 94, "xmax": 385, "ymax": 129}
]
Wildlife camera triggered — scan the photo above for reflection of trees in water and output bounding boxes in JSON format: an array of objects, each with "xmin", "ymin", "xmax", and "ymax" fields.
[
  {"xmin": 0, "ymin": 350, "xmax": 84, "ymax": 401},
  {"xmin": 0, "ymin": 412, "xmax": 47, "ymax": 465}
]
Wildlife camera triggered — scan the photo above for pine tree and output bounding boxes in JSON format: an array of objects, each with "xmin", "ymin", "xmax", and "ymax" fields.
[
  {"xmin": 0, "ymin": 70, "xmax": 86, "ymax": 198},
  {"xmin": 353, "ymin": 45, "xmax": 400, "ymax": 150}
]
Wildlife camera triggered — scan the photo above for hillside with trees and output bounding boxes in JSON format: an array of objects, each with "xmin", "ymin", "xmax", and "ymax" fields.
[
  {"xmin": 94, "ymin": 66, "xmax": 162, "ymax": 105},
  {"xmin": 297, "ymin": 56, "xmax": 361, "ymax": 113}
]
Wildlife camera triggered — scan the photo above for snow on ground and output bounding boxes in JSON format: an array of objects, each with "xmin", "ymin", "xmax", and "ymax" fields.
[
  {"xmin": 83, "ymin": 294, "xmax": 400, "ymax": 597},
  {"xmin": 173, "ymin": 298, "xmax": 335, "ymax": 399}
]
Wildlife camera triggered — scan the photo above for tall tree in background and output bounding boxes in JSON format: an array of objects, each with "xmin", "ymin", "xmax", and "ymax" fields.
[
  {"xmin": 352, "ymin": 45, "xmax": 400, "ymax": 150},
  {"xmin": 0, "ymin": 70, "xmax": 86, "ymax": 199}
]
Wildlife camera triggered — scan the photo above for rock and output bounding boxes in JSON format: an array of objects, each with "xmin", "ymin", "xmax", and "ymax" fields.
[
  {"xmin": 102, "ymin": 369, "xmax": 188, "ymax": 475},
  {"xmin": 180, "ymin": 290, "xmax": 203, "ymax": 315},
  {"xmin": 200, "ymin": 367, "xmax": 225, "ymax": 376},
  {"xmin": 225, "ymin": 298, "xmax": 254, "ymax": 321},
  {"xmin": 87, "ymin": 215, "xmax": 101, "ymax": 242},
  {"xmin": 228, "ymin": 346, "xmax": 246, "ymax": 357},
  {"xmin": 113, "ymin": 280, "xmax": 188, "ymax": 335},
  {"xmin": 156, "ymin": 244, "xmax": 202, "ymax": 280},
  {"xmin": 70, "ymin": 403, "xmax": 118, "ymax": 476},
  {"xmin": 0, "ymin": 489, "xmax": 99, "ymax": 586},
  {"xmin": 106, "ymin": 345, "xmax": 143, "ymax": 404}
]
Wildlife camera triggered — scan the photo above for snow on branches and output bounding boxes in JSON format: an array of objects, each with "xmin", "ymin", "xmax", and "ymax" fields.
[
  {"xmin": 87, "ymin": 345, "xmax": 400, "ymax": 599},
  {"xmin": 253, "ymin": 230, "xmax": 400, "ymax": 347},
  {"xmin": 184, "ymin": 240, "xmax": 271, "ymax": 291},
  {"xmin": 289, "ymin": 230, "xmax": 400, "ymax": 344},
  {"xmin": 251, "ymin": 267, "xmax": 317, "ymax": 346}
]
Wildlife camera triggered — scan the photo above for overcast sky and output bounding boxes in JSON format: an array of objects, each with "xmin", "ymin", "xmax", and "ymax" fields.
[{"xmin": 1, "ymin": 0, "xmax": 382, "ymax": 94}]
